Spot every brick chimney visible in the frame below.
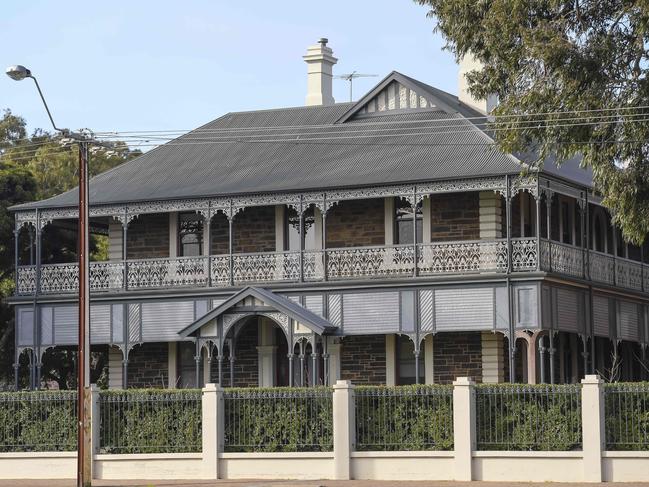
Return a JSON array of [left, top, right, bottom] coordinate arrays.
[[303, 38, 338, 106], [458, 52, 497, 115]]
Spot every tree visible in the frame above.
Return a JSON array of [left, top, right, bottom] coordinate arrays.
[[416, 0, 649, 244], [0, 108, 140, 387]]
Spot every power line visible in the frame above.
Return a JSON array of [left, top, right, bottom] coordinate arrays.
[[91, 112, 649, 144], [91, 103, 649, 136], [3, 108, 649, 161]]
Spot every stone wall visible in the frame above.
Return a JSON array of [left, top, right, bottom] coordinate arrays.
[[429, 193, 480, 242], [210, 207, 275, 254], [433, 332, 483, 384], [340, 334, 386, 385], [213, 321, 259, 387], [126, 213, 169, 259], [127, 342, 168, 388], [326, 199, 385, 248]]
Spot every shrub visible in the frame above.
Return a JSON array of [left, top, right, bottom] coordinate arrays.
[[0, 390, 76, 452], [223, 387, 333, 452], [605, 383, 649, 451], [476, 384, 582, 451], [355, 385, 454, 451], [99, 389, 201, 453]]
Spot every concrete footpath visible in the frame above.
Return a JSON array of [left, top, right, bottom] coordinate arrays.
[[2, 481, 649, 487]]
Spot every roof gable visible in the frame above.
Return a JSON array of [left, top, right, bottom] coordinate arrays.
[[336, 71, 458, 123], [179, 286, 335, 337]]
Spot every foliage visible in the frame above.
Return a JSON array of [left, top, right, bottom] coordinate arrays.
[[0, 390, 77, 452], [224, 387, 333, 452], [415, 0, 649, 244], [605, 383, 649, 450], [476, 384, 582, 451], [355, 385, 454, 451], [99, 389, 202, 454], [0, 108, 141, 387]]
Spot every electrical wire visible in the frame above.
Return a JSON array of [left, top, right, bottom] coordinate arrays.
[[3, 106, 649, 162]]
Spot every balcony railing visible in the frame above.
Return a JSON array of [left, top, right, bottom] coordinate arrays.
[[14, 237, 649, 295], [539, 238, 647, 292]]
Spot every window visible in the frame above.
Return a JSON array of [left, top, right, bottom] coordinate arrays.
[[286, 207, 318, 251], [395, 200, 422, 244], [396, 335, 424, 385], [178, 212, 203, 257]]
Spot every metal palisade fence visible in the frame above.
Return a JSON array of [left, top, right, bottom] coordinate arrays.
[[0, 390, 77, 452], [354, 385, 454, 451], [98, 389, 202, 453], [605, 383, 649, 451], [223, 387, 333, 452], [475, 383, 582, 451], [2, 380, 649, 454]]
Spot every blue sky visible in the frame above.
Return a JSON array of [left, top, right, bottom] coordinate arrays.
[[1, 1, 457, 136]]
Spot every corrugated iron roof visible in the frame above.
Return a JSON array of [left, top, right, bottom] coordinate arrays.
[[12, 71, 593, 211]]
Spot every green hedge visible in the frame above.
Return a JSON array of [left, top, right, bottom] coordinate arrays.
[[0, 391, 77, 452], [355, 385, 454, 451], [223, 387, 333, 452], [605, 383, 649, 451], [98, 389, 201, 453], [476, 384, 582, 451]]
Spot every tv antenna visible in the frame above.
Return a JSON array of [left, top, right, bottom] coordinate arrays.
[[335, 71, 379, 101]]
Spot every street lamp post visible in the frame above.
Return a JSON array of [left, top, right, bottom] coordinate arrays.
[[6, 65, 92, 487]]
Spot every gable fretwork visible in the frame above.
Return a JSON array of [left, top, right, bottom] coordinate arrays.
[[353, 79, 435, 116]]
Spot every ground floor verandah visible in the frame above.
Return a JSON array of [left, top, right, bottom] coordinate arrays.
[[16, 326, 648, 390]]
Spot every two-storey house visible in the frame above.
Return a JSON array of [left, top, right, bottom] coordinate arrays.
[[10, 39, 649, 389]]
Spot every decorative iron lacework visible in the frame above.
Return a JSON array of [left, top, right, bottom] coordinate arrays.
[[417, 176, 508, 199], [13, 174, 540, 226], [511, 174, 539, 199]]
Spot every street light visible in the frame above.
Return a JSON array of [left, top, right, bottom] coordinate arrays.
[[6, 65, 91, 487]]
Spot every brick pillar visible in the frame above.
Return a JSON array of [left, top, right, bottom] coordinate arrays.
[[481, 331, 505, 383]]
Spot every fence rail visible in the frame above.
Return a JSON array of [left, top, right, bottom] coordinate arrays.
[[355, 385, 453, 451], [476, 384, 582, 451], [223, 387, 333, 452], [98, 389, 202, 454], [605, 383, 649, 451], [0, 391, 76, 452]]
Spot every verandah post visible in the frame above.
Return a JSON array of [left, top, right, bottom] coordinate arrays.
[[202, 383, 223, 479], [452, 376, 475, 481], [581, 375, 604, 482], [333, 379, 354, 480]]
